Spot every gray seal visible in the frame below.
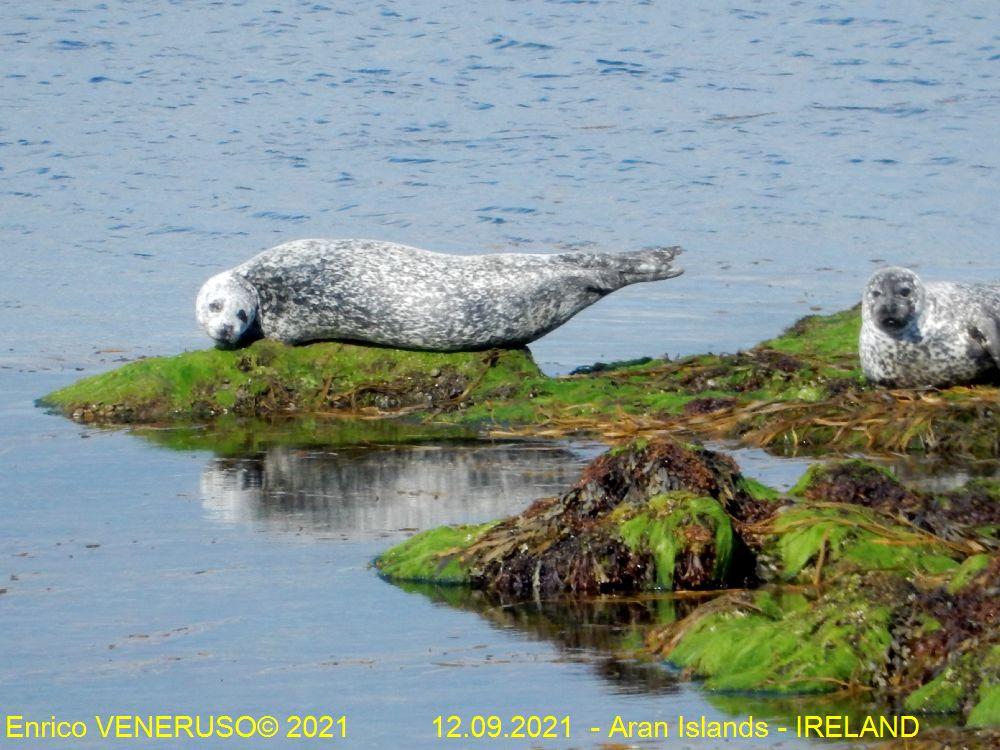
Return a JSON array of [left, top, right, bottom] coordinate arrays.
[[859, 267, 1000, 388], [196, 239, 683, 350]]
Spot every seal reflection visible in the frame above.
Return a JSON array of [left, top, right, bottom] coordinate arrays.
[[198, 441, 599, 536]]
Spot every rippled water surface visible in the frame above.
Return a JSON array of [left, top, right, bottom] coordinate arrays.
[[3, 0, 998, 371], [2, 1, 997, 747]]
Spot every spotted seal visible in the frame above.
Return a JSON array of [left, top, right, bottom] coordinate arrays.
[[859, 267, 1000, 387], [196, 239, 683, 350]]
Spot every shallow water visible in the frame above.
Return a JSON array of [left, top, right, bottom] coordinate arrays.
[[3, 1, 997, 747], [5, 376, 853, 750]]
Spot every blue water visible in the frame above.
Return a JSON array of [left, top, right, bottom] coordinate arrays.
[[2, 1, 997, 747], [2, 0, 998, 372]]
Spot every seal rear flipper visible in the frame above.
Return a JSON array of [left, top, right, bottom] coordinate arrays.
[[617, 246, 684, 284]]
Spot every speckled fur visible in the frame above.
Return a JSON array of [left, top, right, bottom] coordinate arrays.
[[197, 239, 682, 350], [860, 267, 1000, 388]]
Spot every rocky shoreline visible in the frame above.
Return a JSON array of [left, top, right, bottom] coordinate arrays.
[[41, 307, 1000, 460], [375, 436, 998, 733]]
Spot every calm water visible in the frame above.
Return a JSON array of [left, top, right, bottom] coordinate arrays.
[[2, 1, 997, 747]]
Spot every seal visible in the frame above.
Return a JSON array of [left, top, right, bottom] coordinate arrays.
[[859, 266, 1000, 388], [196, 239, 683, 350]]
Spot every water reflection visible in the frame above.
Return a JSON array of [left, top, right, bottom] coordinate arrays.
[[397, 583, 895, 724], [403, 583, 690, 695], [198, 441, 602, 536]]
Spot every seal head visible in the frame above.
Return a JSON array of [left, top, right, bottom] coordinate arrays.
[[863, 266, 925, 338], [195, 271, 260, 345]]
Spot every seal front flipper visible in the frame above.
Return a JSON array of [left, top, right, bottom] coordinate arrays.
[[970, 311, 1000, 371]]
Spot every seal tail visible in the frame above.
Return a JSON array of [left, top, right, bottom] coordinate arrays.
[[615, 245, 684, 284]]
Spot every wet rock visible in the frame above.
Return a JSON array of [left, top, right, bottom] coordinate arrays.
[[683, 396, 738, 415], [377, 437, 774, 600]]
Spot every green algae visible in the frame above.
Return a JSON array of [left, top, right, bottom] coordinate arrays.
[[948, 554, 993, 594], [967, 647, 1000, 727], [969, 685, 1000, 727], [773, 504, 959, 580], [738, 477, 783, 502], [665, 580, 894, 693], [909, 647, 1000, 726], [614, 492, 734, 589], [374, 523, 496, 584], [42, 341, 540, 423], [764, 306, 863, 363], [904, 659, 973, 714]]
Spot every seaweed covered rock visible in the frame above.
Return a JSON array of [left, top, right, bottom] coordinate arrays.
[[652, 574, 901, 693], [895, 555, 999, 723], [752, 463, 979, 583], [42, 341, 539, 423], [41, 306, 1000, 459], [376, 437, 774, 599], [646, 465, 998, 726], [378, 446, 998, 728], [648, 557, 999, 726], [792, 461, 998, 549]]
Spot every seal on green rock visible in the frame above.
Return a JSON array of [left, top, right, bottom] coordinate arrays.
[[860, 267, 1000, 387], [195, 239, 683, 349]]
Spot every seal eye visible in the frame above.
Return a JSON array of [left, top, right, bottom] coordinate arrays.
[[237, 309, 248, 323], [209, 300, 223, 313], [898, 288, 911, 298], [871, 290, 882, 298]]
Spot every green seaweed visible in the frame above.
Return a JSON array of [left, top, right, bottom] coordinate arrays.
[[374, 523, 496, 584], [963, 647, 1000, 727], [968, 685, 1000, 727], [614, 492, 734, 589], [738, 477, 783, 502], [666, 579, 894, 693], [773, 504, 960, 580], [948, 554, 993, 594], [764, 306, 862, 362], [904, 660, 971, 714], [42, 341, 540, 422]]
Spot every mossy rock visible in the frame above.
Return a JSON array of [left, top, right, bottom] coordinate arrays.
[[41, 341, 540, 423], [375, 523, 496, 584], [375, 437, 772, 599]]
